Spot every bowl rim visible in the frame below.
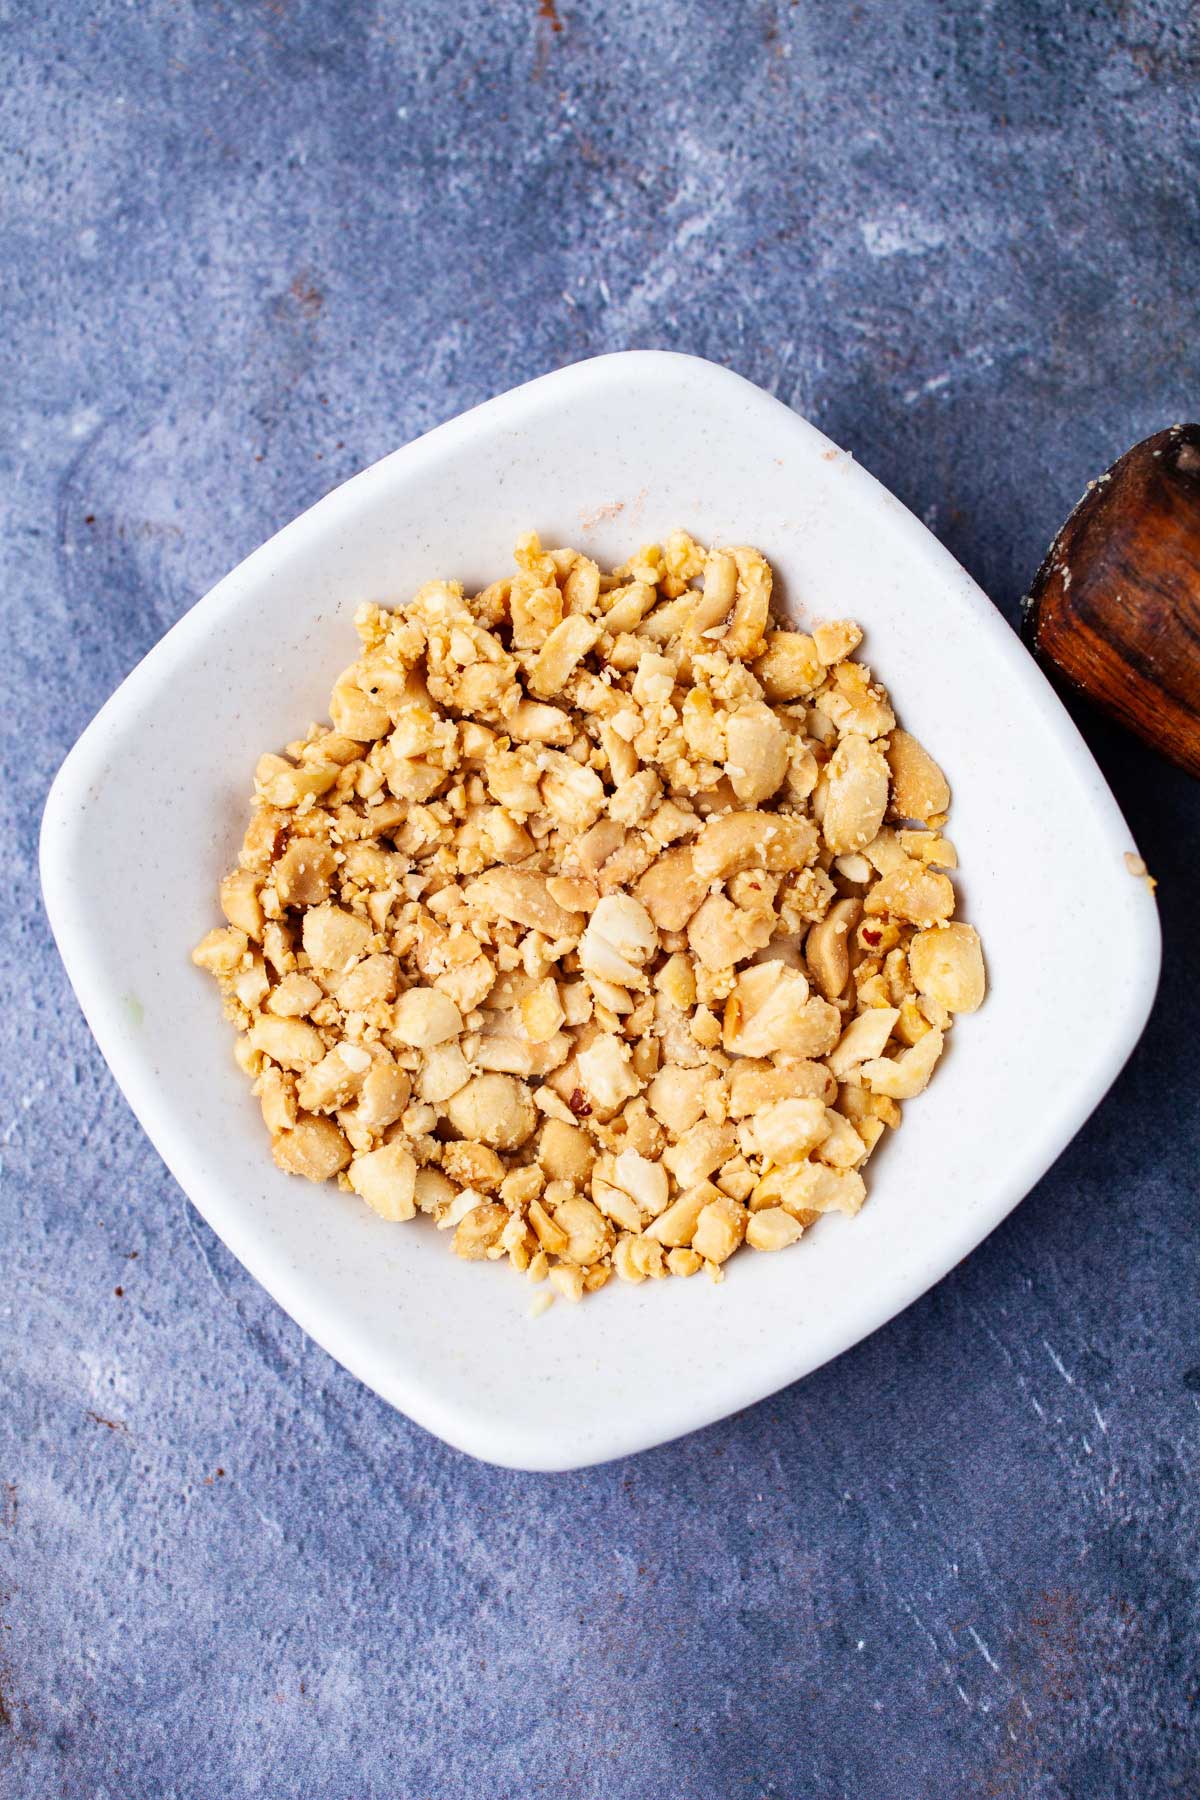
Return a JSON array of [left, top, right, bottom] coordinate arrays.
[[40, 349, 1162, 1469]]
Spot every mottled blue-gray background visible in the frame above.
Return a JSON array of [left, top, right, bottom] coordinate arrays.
[[3, 1, 1198, 1795]]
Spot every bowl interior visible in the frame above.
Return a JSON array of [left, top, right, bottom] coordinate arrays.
[[42, 352, 1160, 1469]]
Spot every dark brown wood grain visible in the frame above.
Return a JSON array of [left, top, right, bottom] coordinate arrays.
[[1023, 423, 1200, 779]]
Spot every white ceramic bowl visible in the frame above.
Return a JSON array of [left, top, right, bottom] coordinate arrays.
[[41, 351, 1161, 1470]]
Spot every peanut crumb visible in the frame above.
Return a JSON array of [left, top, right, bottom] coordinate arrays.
[[1124, 850, 1157, 893]]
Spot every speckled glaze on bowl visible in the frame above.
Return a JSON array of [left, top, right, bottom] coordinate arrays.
[[40, 351, 1161, 1470]]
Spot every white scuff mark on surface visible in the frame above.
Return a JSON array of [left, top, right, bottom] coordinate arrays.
[[860, 207, 946, 259], [600, 131, 739, 334], [897, 1596, 941, 1660], [77, 1347, 135, 1409], [1093, 1404, 1109, 1436], [1043, 1340, 1076, 1387], [967, 1626, 1001, 1675], [69, 405, 104, 440], [969, 1305, 1015, 1365], [903, 344, 996, 404], [909, 372, 953, 402], [250, 1500, 284, 1541], [184, 1202, 229, 1300]]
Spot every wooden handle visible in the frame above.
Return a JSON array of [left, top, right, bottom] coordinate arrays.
[[1023, 423, 1200, 779]]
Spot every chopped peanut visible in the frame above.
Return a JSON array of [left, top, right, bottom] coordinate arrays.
[[274, 838, 336, 909], [746, 1206, 806, 1251], [646, 1066, 711, 1135], [886, 729, 950, 822], [754, 630, 823, 701], [666, 1247, 704, 1278], [391, 987, 463, 1048], [726, 1060, 834, 1116], [464, 868, 583, 938], [266, 972, 324, 1017], [805, 896, 862, 1001], [302, 903, 371, 971], [349, 1141, 417, 1221], [692, 811, 817, 883], [195, 533, 983, 1300], [723, 964, 839, 1059], [520, 977, 566, 1043], [739, 1096, 830, 1166], [644, 1181, 717, 1247], [812, 619, 863, 665], [553, 1195, 613, 1266], [864, 861, 955, 928], [822, 734, 890, 856], [529, 614, 600, 698], [249, 1014, 324, 1070], [220, 868, 265, 940], [296, 1044, 370, 1113], [578, 895, 658, 986], [633, 845, 708, 932], [538, 1117, 595, 1184], [691, 1193, 748, 1264], [725, 702, 789, 804], [453, 1202, 509, 1260], [444, 1073, 536, 1150], [548, 1262, 585, 1303], [909, 923, 986, 1014], [861, 1028, 945, 1100], [610, 1148, 670, 1219], [576, 1034, 640, 1116], [271, 1114, 351, 1181], [826, 1007, 900, 1080], [192, 926, 249, 977]]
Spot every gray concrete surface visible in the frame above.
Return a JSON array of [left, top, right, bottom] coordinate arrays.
[[2, 1, 1198, 1794]]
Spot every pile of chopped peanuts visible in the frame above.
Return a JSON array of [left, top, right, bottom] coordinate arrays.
[[193, 532, 986, 1310]]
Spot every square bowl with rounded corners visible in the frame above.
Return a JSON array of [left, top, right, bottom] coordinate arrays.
[[41, 350, 1161, 1471]]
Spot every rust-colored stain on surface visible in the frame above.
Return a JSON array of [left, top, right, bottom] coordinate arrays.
[[977, 1589, 1088, 1798], [538, 0, 563, 30], [0, 1485, 16, 1735], [1028, 1588, 1082, 1704], [85, 1410, 128, 1433], [290, 272, 324, 320]]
